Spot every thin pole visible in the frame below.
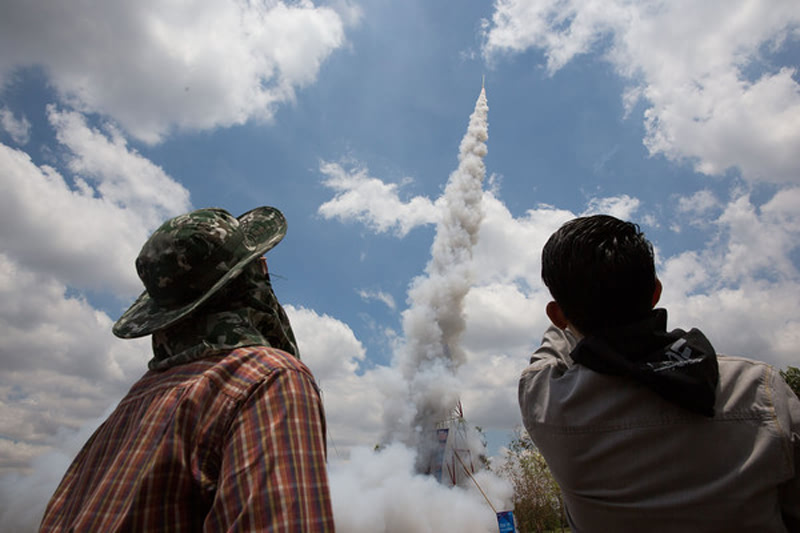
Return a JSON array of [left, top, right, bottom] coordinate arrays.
[[454, 450, 497, 514]]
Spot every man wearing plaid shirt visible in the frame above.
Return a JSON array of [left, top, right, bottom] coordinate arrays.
[[40, 207, 335, 532]]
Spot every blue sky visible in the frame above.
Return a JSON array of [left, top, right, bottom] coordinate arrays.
[[1, 0, 799, 529]]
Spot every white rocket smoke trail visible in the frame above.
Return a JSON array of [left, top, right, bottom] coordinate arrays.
[[383, 85, 489, 454], [326, 85, 508, 533], [326, 85, 512, 533]]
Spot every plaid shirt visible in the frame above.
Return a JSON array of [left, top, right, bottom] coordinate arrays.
[[40, 346, 334, 532]]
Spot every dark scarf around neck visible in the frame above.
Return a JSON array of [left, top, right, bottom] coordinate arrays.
[[570, 309, 719, 417]]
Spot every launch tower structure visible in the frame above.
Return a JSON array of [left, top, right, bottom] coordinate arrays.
[[425, 401, 481, 487]]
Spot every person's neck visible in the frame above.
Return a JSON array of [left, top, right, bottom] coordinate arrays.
[[566, 324, 584, 341]]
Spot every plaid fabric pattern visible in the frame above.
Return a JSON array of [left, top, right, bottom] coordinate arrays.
[[40, 347, 334, 532]]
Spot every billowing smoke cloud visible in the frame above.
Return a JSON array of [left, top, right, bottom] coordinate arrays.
[[329, 443, 512, 533], [326, 85, 514, 532]]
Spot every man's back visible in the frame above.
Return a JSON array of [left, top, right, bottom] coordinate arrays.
[[519, 326, 800, 532], [41, 346, 334, 532]]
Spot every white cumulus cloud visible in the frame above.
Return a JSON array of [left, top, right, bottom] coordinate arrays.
[[318, 161, 440, 236], [0, 94, 190, 488], [0, 107, 31, 145], [661, 188, 800, 367], [0, 0, 352, 143], [0, 110, 191, 297], [358, 289, 397, 311], [483, 0, 800, 184], [0, 253, 150, 475]]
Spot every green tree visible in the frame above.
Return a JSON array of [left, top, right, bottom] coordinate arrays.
[[780, 366, 800, 399], [499, 427, 566, 533]]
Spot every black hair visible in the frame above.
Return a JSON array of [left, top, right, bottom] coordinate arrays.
[[541, 214, 656, 333]]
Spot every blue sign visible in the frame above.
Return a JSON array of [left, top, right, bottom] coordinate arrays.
[[497, 510, 516, 533]]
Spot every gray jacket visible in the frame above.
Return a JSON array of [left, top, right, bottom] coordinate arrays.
[[519, 325, 800, 532]]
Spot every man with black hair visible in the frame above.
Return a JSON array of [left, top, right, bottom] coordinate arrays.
[[519, 214, 800, 532]]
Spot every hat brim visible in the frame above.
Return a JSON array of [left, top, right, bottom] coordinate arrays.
[[112, 206, 286, 339]]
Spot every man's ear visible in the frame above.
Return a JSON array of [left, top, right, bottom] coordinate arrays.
[[546, 301, 570, 330], [652, 278, 663, 308]]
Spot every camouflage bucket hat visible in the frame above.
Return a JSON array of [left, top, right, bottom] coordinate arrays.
[[113, 206, 287, 339]]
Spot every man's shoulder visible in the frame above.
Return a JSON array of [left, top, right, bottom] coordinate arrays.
[[152, 346, 314, 398], [524, 325, 578, 371], [716, 354, 775, 386], [717, 353, 772, 366], [715, 354, 783, 408], [216, 346, 312, 377], [121, 348, 314, 411]]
